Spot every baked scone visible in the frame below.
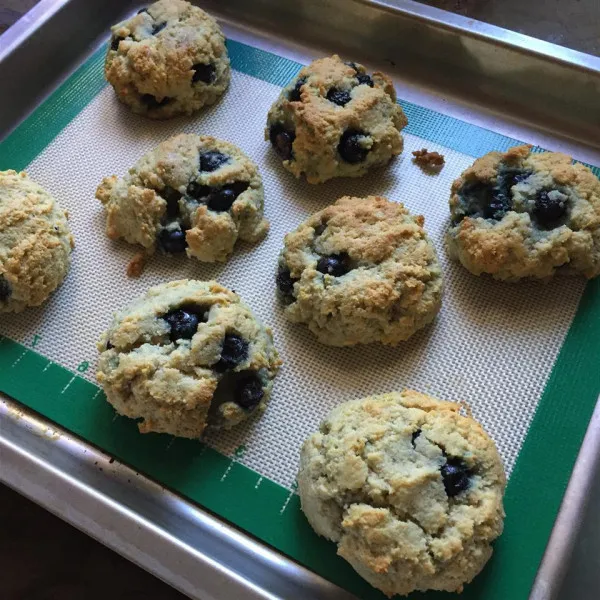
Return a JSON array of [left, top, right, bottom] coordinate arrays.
[[265, 55, 408, 183], [96, 134, 269, 273], [276, 196, 442, 346], [0, 170, 74, 313], [105, 0, 230, 118], [298, 390, 506, 597], [447, 144, 600, 281], [97, 280, 282, 438]]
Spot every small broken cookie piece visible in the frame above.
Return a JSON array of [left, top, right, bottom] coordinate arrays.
[[96, 134, 269, 275], [96, 279, 282, 437], [297, 390, 506, 597], [412, 148, 445, 171]]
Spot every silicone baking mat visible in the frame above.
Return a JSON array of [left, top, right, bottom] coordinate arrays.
[[1, 37, 599, 600]]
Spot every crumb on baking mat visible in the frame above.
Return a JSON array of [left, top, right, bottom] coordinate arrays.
[[127, 251, 149, 278], [412, 148, 445, 171]]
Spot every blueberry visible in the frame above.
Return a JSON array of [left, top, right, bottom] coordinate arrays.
[[289, 77, 306, 102], [161, 186, 182, 219], [200, 151, 229, 172], [207, 183, 248, 212], [0, 275, 11, 302], [110, 36, 123, 51], [276, 267, 298, 298], [338, 130, 368, 163], [140, 94, 171, 109], [164, 309, 200, 341], [106, 341, 114, 350], [269, 125, 295, 161], [158, 227, 187, 253], [151, 22, 166, 35], [327, 88, 351, 106], [186, 181, 211, 199], [192, 63, 215, 84], [533, 190, 569, 229], [411, 429, 421, 447], [317, 253, 351, 276], [440, 458, 471, 497], [234, 373, 264, 410], [215, 334, 249, 372], [345, 61, 359, 71], [137, 8, 148, 14], [356, 74, 373, 87]]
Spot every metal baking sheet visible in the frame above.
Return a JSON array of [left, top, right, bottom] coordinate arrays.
[[1, 1, 599, 599]]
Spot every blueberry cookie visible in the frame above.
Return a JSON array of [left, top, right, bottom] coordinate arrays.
[[298, 390, 506, 597], [105, 0, 230, 119], [0, 170, 74, 313], [448, 145, 600, 281], [96, 134, 268, 272], [266, 55, 408, 183], [97, 280, 282, 438], [276, 196, 442, 346]]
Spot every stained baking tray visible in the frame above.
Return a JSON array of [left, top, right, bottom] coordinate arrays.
[[1, 1, 600, 599]]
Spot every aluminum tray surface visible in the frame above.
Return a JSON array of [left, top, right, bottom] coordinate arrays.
[[1, 15, 600, 600]]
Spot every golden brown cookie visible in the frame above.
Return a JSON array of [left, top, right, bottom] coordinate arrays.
[[447, 145, 600, 281], [265, 55, 407, 183], [276, 195, 442, 346]]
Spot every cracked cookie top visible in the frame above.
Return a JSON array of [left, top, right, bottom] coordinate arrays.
[[276, 195, 442, 346], [298, 390, 506, 597], [447, 144, 600, 281], [97, 280, 282, 437], [96, 134, 268, 273], [265, 55, 408, 183], [105, 0, 230, 118]]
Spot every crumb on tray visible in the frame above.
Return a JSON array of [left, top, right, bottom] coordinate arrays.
[[412, 148, 445, 171], [127, 251, 149, 278]]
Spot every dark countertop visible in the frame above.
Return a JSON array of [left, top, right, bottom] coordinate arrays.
[[1, 1, 599, 599]]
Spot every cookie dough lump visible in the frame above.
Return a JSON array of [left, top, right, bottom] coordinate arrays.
[[266, 55, 408, 183], [447, 145, 600, 280], [96, 134, 268, 270], [0, 170, 74, 313], [298, 390, 506, 597], [276, 196, 442, 346], [97, 280, 282, 437], [105, 0, 230, 118]]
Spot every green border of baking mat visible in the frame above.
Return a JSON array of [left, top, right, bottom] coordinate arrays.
[[1, 39, 599, 600]]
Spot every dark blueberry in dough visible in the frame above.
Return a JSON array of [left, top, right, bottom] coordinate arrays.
[[440, 457, 471, 497], [164, 309, 200, 341], [533, 190, 569, 229], [151, 22, 167, 35], [106, 341, 114, 350], [269, 125, 295, 161], [289, 77, 306, 102], [234, 373, 264, 410], [500, 169, 532, 190], [110, 36, 123, 51], [345, 61, 359, 71], [327, 88, 351, 106], [0, 275, 11, 302], [140, 94, 172, 109], [158, 228, 187, 253], [317, 253, 351, 277], [207, 182, 248, 212], [186, 181, 211, 199], [356, 74, 374, 87], [161, 186, 182, 219], [137, 7, 148, 14], [215, 334, 249, 372], [411, 429, 421, 446], [276, 267, 298, 298], [338, 130, 369, 164], [199, 151, 229, 172], [192, 63, 216, 84]]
